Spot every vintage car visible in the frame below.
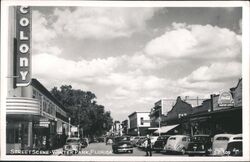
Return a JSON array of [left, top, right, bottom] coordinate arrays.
[[224, 134, 242, 156], [139, 136, 158, 150], [153, 135, 171, 152], [130, 136, 141, 147], [112, 136, 133, 153], [80, 138, 89, 148], [212, 134, 233, 156], [186, 134, 212, 156], [63, 137, 82, 155], [135, 136, 146, 147], [163, 135, 190, 154]]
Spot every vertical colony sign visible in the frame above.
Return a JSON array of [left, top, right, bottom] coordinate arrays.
[[15, 6, 31, 86]]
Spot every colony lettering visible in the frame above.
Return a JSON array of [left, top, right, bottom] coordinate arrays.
[[15, 6, 31, 87]]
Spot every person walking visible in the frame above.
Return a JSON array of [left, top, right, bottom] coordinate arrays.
[[145, 134, 152, 156]]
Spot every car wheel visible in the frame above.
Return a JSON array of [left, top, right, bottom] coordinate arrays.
[[130, 150, 133, 153], [180, 148, 186, 155]]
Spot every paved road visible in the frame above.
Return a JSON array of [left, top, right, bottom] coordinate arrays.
[[54, 142, 187, 156]]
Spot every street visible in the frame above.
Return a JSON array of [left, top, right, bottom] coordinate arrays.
[[53, 142, 187, 156]]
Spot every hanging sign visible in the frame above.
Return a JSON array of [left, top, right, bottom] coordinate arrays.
[[15, 6, 31, 86]]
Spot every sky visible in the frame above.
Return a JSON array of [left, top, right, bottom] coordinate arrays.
[[31, 6, 242, 121]]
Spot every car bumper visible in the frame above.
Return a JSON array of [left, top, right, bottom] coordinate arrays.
[[186, 150, 206, 154], [153, 147, 164, 151], [117, 148, 133, 152]]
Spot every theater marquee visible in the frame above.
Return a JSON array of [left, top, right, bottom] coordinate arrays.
[[15, 6, 31, 87]]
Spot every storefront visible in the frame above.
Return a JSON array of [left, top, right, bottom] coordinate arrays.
[[6, 79, 70, 154]]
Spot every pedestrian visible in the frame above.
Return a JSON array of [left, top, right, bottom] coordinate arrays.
[[145, 134, 152, 156]]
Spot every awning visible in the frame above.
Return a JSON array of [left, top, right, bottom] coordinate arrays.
[[154, 124, 179, 134]]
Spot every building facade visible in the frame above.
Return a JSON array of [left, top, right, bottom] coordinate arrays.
[[6, 79, 70, 154], [5, 6, 71, 154], [128, 112, 150, 136]]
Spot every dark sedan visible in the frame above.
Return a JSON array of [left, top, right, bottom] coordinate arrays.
[[153, 135, 170, 152], [186, 135, 212, 156], [112, 136, 133, 154]]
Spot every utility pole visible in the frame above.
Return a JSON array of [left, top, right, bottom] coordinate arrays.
[[159, 109, 161, 136], [68, 117, 71, 137]]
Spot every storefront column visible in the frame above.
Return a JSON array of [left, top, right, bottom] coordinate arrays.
[[27, 121, 33, 148]]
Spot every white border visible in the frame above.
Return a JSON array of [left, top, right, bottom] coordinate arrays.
[[1, 1, 249, 161]]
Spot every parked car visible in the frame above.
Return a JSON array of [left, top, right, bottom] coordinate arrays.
[[106, 136, 114, 145], [140, 136, 158, 150], [135, 136, 146, 148], [163, 135, 190, 154], [80, 138, 89, 148], [130, 136, 141, 146], [153, 135, 171, 152], [97, 137, 105, 143], [63, 137, 82, 155], [186, 134, 212, 156], [224, 134, 242, 156], [212, 134, 233, 156], [112, 136, 133, 153]]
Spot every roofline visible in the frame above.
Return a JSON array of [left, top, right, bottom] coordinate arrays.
[[128, 111, 150, 117], [31, 78, 68, 113]]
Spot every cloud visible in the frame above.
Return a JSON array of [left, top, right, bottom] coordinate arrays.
[[32, 11, 61, 55], [176, 62, 241, 94], [144, 23, 241, 60], [52, 7, 158, 39], [183, 62, 241, 83], [32, 53, 119, 82]]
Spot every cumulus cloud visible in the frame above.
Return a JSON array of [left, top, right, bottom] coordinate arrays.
[[145, 23, 241, 60], [32, 11, 61, 55], [33, 53, 119, 81], [52, 7, 158, 39], [177, 61, 241, 93]]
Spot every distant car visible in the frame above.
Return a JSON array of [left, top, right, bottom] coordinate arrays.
[[112, 136, 133, 153], [224, 134, 242, 156], [163, 135, 190, 154], [97, 137, 105, 143], [80, 138, 89, 148], [63, 137, 82, 155], [106, 137, 114, 145], [135, 136, 146, 147], [186, 135, 212, 156], [153, 135, 171, 152], [140, 136, 158, 150], [130, 136, 140, 146], [212, 134, 233, 156], [135, 136, 146, 148]]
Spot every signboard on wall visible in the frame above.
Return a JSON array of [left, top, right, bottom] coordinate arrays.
[[15, 6, 31, 86], [218, 91, 234, 107]]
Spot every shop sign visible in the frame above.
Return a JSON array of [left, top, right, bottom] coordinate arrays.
[[15, 6, 31, 87], [71, 126, 78, 132], [218, 91, 234, 107]]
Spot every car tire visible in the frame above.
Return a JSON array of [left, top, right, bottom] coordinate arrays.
[[180, 148, 186, 155], [130, 150, 133, 153]]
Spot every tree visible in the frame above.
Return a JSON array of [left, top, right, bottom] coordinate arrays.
[[51, 85, 113, 137]]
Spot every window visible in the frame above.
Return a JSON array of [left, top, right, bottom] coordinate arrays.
[[216, 137, 229, 141], [140, 117, 144, 125], [169, 137, 176, 140]]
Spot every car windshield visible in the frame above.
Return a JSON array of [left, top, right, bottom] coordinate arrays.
[[157, 136, 169, 140], [115, 136, 130, 142], [191, 136, 209, 142], [169, 137, 176, 140], [67, 139, 80, 143], [227, 141, 242, 150], [216, 137, 229, 141]]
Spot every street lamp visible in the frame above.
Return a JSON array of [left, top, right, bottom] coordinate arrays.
[[68, 117, 71, 137]]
